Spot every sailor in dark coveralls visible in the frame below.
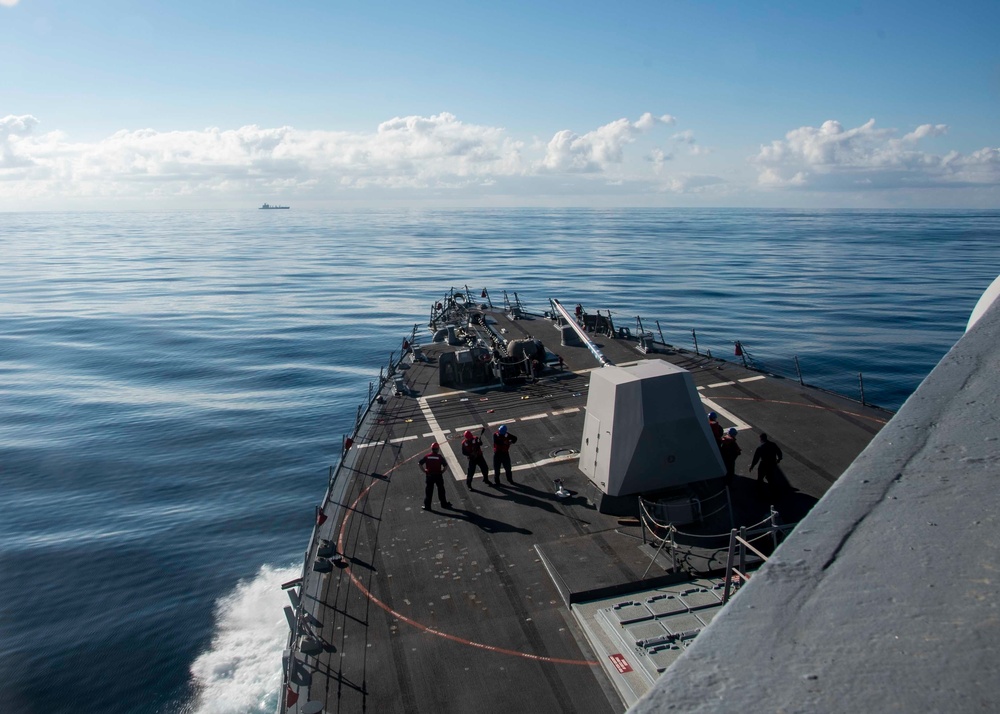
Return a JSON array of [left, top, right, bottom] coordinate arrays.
[[749, 432, 783, 487], [418, 442, 451, 510], [492, 424, 518, 484], [462, 429, 491, 488], [719, 427, 742, 484]]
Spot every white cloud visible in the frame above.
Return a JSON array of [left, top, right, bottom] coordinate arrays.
[[0, 113, 530, 199], [752, 118, 1000, 190], [659, 174, 727, 194], [0, 112, 685, 205], [0, 114, 40, 168], [647, 148, 672, 174], [0, 0, 22, 7], [540, 113, 675, 173], [1, 112, 996, 207], [903, 124, 948, 142], [667, 129, 713, 157]]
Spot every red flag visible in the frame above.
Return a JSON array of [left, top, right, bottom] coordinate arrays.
[[286, 686, 299, 707], [734, 341, 743, 356], [344, 437, 353, 451], [481, 289, 487, 298], [316, 507, 328, 526]]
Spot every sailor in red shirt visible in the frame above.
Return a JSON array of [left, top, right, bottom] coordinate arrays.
[[418, 442, 451, 510], [492, 424, 518, 484], [461, 429, 491, 488], [707, 411, 723, 448]]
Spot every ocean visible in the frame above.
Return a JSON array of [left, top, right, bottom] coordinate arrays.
[[1, 208, 997, 714]]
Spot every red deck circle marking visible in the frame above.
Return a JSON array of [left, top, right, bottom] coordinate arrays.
[[336, 458, 597, 667]]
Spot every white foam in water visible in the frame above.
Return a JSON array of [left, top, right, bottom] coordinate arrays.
[[186, 563, 300, 714]]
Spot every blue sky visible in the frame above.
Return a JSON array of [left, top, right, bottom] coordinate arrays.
[[1, 0, 998, 209]]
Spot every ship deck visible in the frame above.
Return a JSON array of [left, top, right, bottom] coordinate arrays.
[[282, 299, 892, 714]]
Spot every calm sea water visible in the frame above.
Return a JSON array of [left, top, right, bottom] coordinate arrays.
[[1, 209, 997, 714]]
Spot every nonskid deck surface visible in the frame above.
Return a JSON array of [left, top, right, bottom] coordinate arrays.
[[285, 306, 892, 713]]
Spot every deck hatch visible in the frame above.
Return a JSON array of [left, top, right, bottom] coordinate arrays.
[[678, 588, 722, 610], [645, 644, 685, 673], [659, 612, 704, 636], [623, 621, 670, 648], [608, 601, 654, 625], [645, 594, 688, 617]]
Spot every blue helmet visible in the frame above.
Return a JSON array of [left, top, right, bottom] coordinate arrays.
[[498, 424, 508, 435], [708, 412, 717, 420]]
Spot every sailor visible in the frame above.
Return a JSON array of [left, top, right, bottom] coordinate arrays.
[[461, 429, 491, 488], [492, 424, 518, 484], [418, 442, 451, 510], [749, 432, 783, 488], [719, 427, 742, 484], [708, 412, 724, 448]]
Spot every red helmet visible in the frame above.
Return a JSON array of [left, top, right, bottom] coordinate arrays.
[[431, 442, 440, 451], [463, 430, 473, 439]]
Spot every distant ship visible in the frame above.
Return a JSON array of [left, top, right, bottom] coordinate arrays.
[[259, 203, 290, 209]]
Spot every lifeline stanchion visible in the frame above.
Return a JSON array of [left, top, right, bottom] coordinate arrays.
[[735, 340, 748, 368], [723, 529, 737, 603], [739, 526, 747, 576]]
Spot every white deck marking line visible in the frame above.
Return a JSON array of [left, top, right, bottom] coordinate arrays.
[[455, 425, 484, 435], [510, 453, 579, 471], [700, 396, 751, 431], [416, 397, 463, 477], [550, 407, 581, 416], [700, 375, 766, 391], [390, 435, 419, 443], [417, 400, 584, 480], [487, 418, 518, 427], [423, 382, 504, 401]]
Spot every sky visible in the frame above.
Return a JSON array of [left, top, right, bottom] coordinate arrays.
[[1, 0, 999, 210]]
